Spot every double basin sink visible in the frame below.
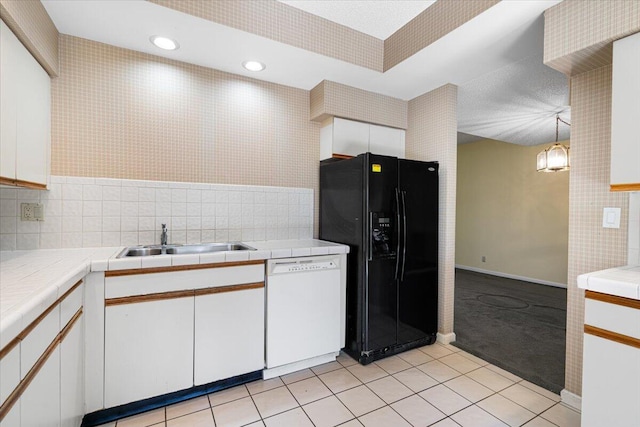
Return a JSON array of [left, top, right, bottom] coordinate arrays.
[[118, 242, 255, 258]]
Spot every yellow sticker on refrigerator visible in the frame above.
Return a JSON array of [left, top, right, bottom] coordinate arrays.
[[372, 164, 382, 172]]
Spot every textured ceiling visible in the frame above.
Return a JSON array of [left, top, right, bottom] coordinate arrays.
[[279, 0, 435, 40]]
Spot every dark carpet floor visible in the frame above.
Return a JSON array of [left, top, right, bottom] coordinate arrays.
[[453, 269, 566, 393]]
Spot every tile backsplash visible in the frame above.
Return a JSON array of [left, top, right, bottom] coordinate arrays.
[[0, 176, 313, 251]]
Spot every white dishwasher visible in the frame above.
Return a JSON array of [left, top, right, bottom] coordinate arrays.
[[265, 255, 342, 378]]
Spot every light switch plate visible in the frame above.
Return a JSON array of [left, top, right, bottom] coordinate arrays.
[[602, 207, 621, 229]]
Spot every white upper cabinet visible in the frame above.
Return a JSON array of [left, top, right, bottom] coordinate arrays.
[[611, 32, 640, 191], [321, 117, 405, 160], [0, 19, 50, 189]]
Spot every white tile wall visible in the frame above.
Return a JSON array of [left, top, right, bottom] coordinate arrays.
[[0, 176, 314, 251], [629, 192, 640, 265]]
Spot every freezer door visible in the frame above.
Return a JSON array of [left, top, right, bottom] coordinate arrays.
[[364, 154, 399, 352], [397, 159, 439, 342]]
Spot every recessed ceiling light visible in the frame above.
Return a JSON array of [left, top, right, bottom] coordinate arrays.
[[242, 60, 266, 72], [150, 35, 179, 51]]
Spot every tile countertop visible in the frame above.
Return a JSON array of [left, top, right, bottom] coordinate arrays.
[[0, 239, 349, 347], [577, 265, 640, 300]]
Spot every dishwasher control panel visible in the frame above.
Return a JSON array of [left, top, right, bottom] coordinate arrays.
[[268, 256, 340, 275]]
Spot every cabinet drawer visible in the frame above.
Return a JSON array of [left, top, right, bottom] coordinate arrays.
[[105, 263, 265, 298], [60, 282, 83, 329], [0, 344, 19, 405], [20, 305, 59, 379], [585, 298, 640, 340]]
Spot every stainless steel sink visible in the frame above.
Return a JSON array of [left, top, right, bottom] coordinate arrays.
[[117, 243, 256, 258]]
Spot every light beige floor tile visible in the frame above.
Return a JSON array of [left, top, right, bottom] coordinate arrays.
[[166, 396, 210, 420], [337, 420, 364, 427], [336, 352, 359, 367], [358, 406, 411, 427], [519, 381, 561, 402], [302, 395, 354, 427], [391, 395, 446, 426], [337, 385, 386, 417], [455, 350, 489, 366], [477, 394, 536, 426], [347, 363, 388, 383], [484, 365, 522, 383], [419, 384, 472, 416], [117, 408, 165, 427], [539, 404, 581, 427], [439, 353, 482, 374], [311, 361, 343, 375], [445, 376, 494, 403], [419, 344, 454, 359], [97, 423, 116, 427], [209, 385, 250, 407], [211, 396, 260, 427], [281, 368, 315, 385], [393, 367, 439, 393], [251, 386, 299, 419], [465, 367, 515, 392], [522, 416, 556, 426], [417, 360, 462, 383], [246, 378, 285, 395], [263, 407, 314, 427], [166, 409, 215, 427], [244, 422, 265, 427], [440, 344, 462, 353], [366, 375, 413, 404], [397, 348, 434, 366], [319, 368, 362, 393], [431, 418, 462, 426], [374, 355, 412, 374], [451, 405, 508, 427], [287, 376, 332, 405], [499, 384, 555, 414]]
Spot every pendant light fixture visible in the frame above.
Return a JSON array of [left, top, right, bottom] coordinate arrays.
[[537, 114, 570, 172]]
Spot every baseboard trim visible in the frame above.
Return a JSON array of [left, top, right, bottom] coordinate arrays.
[[437, 332, 456, 345], [560, 389, 582, 412], [455, 265, 567, 289]]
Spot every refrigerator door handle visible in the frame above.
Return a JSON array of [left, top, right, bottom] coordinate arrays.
[[394, 188, 401, 280], [400, 190, 407, 281]]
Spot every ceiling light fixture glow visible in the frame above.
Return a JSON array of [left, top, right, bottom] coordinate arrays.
[[150, 36, 179, 51], [242, 60, 266, 72]]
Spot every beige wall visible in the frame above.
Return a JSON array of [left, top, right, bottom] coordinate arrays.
[[564, 65, 628, 396], [406, 84, 458, 337], [456, 139, 569, 285]]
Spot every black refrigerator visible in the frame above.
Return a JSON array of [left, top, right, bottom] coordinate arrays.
[[320, 153, 438, 364]]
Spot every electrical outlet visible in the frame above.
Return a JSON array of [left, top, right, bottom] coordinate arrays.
[[482, 256, 486, 263], [21, 203, 44, 221]]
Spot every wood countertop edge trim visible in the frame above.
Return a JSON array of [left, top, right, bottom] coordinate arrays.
[[105, 282, 265, 306], [585, 290, 640, 310], [0, 308, 83, 420], [584, 324, 640, 349], [105, 259, 265, 277], [610, 183, 640, 192], [0, 279, 83, 360]]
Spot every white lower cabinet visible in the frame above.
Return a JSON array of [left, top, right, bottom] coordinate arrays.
[[21, 347, 60, 427], [60, 316, 84, 427], [0, 400, 19, 427], [194, 287, 265, 385], [104, 297, 194, 407]]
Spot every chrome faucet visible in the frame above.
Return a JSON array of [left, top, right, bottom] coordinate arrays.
[[160, 223, 168, 246]]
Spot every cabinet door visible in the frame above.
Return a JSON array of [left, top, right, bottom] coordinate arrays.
[[0, 20, 19, 180], [369, 124, 405, 158], [582, 334, 640, 426], [611, 32, 640, 188], [21, 347, 60, 427], [60, 316, 84, 427], [0, 19, 50, 186], [104, 297, 194, 408], [194, 287, 264, 385], [333, 118, 369, 157], [0, 344, 20, 409]]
